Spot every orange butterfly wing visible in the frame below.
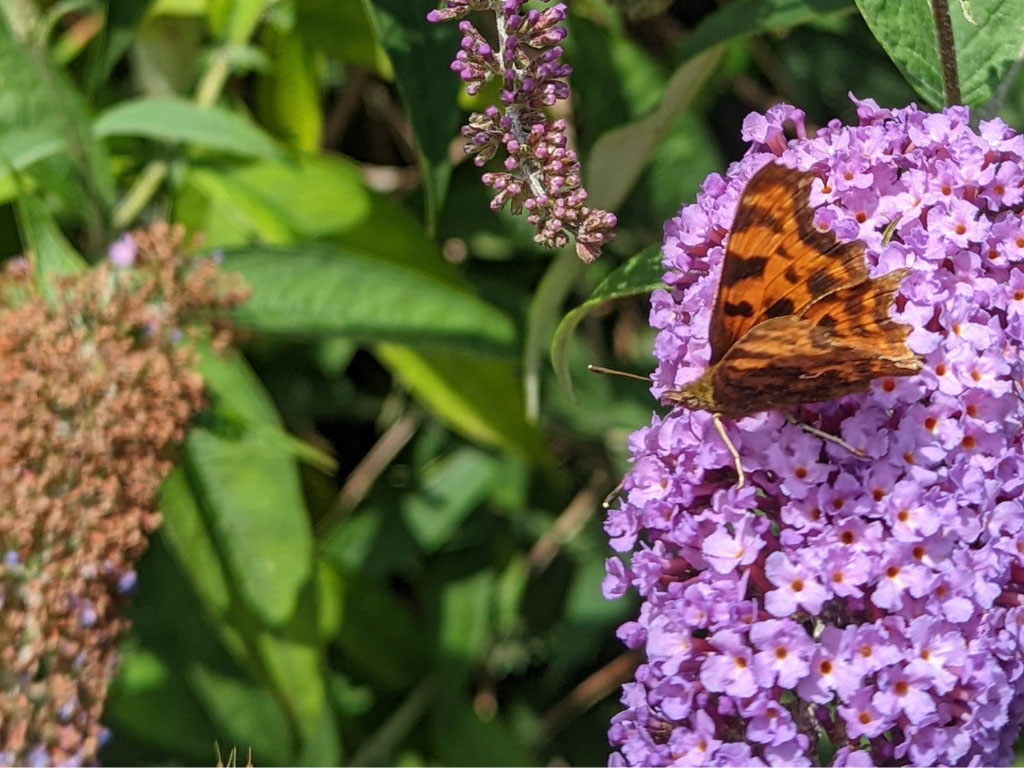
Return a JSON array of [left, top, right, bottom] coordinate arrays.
[[666, 163, 922, 418], [709, 164, 869, 364], [708, 270, 923, 417]]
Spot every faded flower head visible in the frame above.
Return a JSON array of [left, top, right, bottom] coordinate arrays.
[[604, 97, 1024, 766], [429, 0, 616, 262], [0, 223, 247, 766]]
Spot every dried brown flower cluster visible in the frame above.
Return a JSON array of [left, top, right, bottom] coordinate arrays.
[[0, 223, 247, 766]]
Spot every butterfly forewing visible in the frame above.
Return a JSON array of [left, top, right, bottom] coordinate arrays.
[[709, 164, 870, 364]]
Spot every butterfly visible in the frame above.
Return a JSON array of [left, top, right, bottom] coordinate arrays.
[[664, 162, 923, 485]]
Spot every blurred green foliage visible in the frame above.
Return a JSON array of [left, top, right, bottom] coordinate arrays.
[[2, 0, 1023, 764]]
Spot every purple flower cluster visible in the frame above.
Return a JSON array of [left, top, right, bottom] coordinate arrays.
[[428, 0, 616, 262], [603, 96, 1024, 766]]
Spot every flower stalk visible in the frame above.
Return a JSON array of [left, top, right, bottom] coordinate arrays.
[[930, 0, 962, 106]]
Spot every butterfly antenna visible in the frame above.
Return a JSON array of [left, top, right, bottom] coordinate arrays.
[[711, 414, 745, 489], [587, 364, 651, 383], [602, 477, 625, 509]]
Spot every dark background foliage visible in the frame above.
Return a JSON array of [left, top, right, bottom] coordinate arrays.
[[3, 0, 1024, 764]]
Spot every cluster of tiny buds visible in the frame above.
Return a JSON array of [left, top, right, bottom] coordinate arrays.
[[428, 0, 616, 262]]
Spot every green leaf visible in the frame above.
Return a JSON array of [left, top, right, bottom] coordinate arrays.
[[94, 97, 283, 158], [162, 417, 328, 756], [855, 0, 1024, 108], [14, 192, 87, 301], [183, 426, 314, 626], [431, 702, 531, 767], [438, 570, 493, 672], [222, 244, 518, 353], [208, 0, 267, 44], [551, 245, 663, 394], [184, 426, 314, 627], [251, 612, 328, 743], [321, 500, 420, 576], [676, 0, 854, 62], [375, 343, 549, 462], [586, 46, 722, 211], [362, 0, 460, 231], [106, 649, 220, 764], [0, 128, 65, 174], [295, 0, 390, 74], [316, 559, 345, 642], [333, 576, 429, 689], [566, 14, 660, 146], [187, 665, 292, 765], [402, 447, 500, 553], [648, 111, 724, 221], [255, 24, 323, 151], [295, 696, 344, 765], [178, 155, 460, 282], [86, 0, 151, 91], [159, 469, 234, 622], [149, 0, 209, 14], [0, 10, 114, 218], [327, 673, 374, 717], [193, 345, 283, 427]]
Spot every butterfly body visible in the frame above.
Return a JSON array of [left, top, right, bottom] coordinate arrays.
[[665, 163, 922, 420]]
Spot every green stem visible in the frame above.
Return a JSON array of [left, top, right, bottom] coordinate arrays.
[[930, 0, 961, 106], [195, 51, 232, 108], [111, 159, 168, 230]]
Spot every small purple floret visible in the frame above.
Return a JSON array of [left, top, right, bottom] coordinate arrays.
[[107, 234, 137, 268]]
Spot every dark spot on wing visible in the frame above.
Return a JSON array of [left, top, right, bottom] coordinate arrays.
[[816, 314, 838, 329], [720, 256, 768, 287], [784, 266, 800, 283], [843, 293, 865, 320], [733, 207, 784, 234], [808, 271, 839, 297], [723, 300, 755, 318], [765, 298, 796, 318]]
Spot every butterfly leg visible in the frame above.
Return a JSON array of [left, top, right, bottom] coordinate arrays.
[[711, 413, 745, 488], [785, 414, 866, 457]]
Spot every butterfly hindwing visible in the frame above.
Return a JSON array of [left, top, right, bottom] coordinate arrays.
[[709, 164, 869, 364], [799, 268, 917, 353], [710, 317, 908, 417], [709, 270, 922, 417]]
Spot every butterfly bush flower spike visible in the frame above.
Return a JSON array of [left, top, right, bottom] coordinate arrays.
[[428, 0, 616, 262], [605, 97, 1024, 766]]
